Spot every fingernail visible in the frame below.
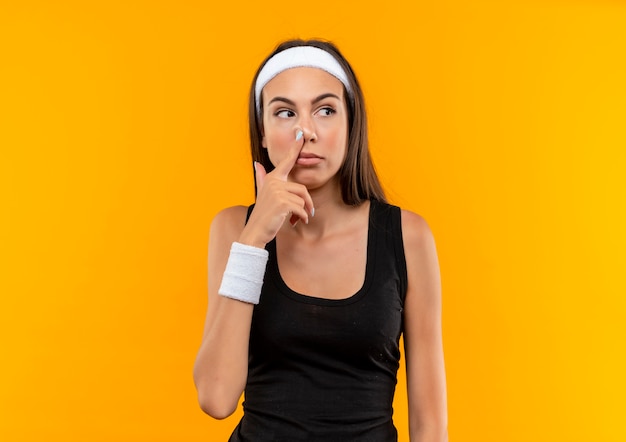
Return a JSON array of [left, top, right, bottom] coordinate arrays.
[[311, 207, 315, 217], [296, 130, 303, 141]]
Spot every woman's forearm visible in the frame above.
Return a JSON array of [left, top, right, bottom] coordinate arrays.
[[193, 296, 253, 419]]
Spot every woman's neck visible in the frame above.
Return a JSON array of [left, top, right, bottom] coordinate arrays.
[[285, 184, 369, 240]]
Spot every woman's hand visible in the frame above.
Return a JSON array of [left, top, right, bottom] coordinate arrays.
[[239, 136, 315, 248]]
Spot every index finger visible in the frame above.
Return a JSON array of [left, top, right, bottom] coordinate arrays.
[[273, 130, 305, 180]]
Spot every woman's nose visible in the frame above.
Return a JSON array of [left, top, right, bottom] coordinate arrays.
[[296, 116, 317, 142]]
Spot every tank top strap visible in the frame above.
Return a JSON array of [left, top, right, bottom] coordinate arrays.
[[370, 199, 408, 304], [245, 204, 255, 224]]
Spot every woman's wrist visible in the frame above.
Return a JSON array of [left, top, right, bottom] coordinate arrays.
[[237, 229, 267, 250], [218, 242, 269, 305]]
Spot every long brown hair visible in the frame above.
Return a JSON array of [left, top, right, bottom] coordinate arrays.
[[249, 39, 386, 205]]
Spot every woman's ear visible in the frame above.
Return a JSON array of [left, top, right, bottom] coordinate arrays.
[[261, 134, 267, 148]]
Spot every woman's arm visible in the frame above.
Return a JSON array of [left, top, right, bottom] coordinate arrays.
[[193, 140, 314, 419], [193, 205, 254, 419], [401, 210, 448, 441]]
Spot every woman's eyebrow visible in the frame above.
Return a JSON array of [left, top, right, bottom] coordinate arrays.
[[311, 93, 341, 104], [267, 93, 341, 107], [268, 96, 295, 106]]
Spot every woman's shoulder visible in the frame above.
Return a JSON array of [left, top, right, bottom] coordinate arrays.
[[210, 205, 251, 237], [399, 208, 435, 249]]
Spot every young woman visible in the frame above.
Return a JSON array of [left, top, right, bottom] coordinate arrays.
[[193, 39, 447, 442]]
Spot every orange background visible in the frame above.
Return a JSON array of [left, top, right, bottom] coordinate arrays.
[[1, 1, 625, 441]]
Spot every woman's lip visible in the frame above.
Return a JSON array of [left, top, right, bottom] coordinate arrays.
[[296, 155, 323, 166], [298, 152, 321, 159]]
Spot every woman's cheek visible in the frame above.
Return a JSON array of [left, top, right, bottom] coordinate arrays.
[[265, 132, 292, 166], [327, 126, 348, 152]]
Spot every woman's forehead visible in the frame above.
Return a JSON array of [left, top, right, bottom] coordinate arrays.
[[262, 67, 345, 102]]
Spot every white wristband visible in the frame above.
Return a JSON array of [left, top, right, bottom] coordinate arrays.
[[218, 242, 269, 305]]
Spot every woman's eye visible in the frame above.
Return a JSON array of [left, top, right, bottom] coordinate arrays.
[[317, 107, 336, 116], [275, 109, 295, 118]]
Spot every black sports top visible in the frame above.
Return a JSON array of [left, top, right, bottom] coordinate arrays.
[[228, 200, 408, 442]]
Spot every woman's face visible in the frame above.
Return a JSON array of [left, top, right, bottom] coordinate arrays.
[[261, 67, 348, 190]]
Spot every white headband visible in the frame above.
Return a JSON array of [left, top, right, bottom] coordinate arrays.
[[254, 46, 352, 115]]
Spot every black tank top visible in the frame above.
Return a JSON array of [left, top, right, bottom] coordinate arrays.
[[229, 200, 408, 442]]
